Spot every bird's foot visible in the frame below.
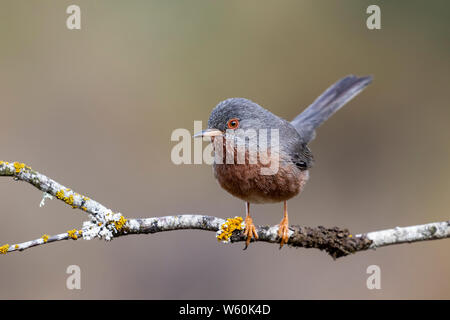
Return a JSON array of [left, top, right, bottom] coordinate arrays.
[[277, 215, 290, 249], [243, 215, 258, 249]]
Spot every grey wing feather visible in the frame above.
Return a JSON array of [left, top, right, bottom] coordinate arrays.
[[291, 75, 372, 143]]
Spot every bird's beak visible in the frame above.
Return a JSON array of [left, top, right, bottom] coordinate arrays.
[[193, 128, 223, 138]]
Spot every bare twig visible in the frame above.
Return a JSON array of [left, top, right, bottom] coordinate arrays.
[[0, 161, 449, 259]]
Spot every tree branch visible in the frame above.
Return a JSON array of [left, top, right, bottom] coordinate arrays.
[[1, 161, 449, 259]]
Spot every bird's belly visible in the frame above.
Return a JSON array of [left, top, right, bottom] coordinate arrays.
[[213, 163, 309, 204]]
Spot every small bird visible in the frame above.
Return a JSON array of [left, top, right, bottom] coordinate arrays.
[[194, 75, 372, 248]]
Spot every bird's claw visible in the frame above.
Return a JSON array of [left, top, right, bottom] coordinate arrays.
[[277, 217, 290, 249], [243, 215, 258, 249]]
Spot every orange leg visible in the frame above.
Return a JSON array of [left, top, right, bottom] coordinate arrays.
[[243, 202, 258, 249], [277, 201, 290, 248]]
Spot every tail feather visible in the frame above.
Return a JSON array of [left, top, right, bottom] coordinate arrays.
[[291, 75, 372, 143]]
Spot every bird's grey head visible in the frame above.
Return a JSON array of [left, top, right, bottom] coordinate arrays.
[[207, 98, 282, 133], [193, 97, 308, 170]]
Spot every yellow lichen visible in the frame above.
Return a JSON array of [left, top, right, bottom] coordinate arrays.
[[13, 162, 25, 174], [217, 216, 244, 242], [0, 244, 9, 254], [14, 244, 19, 249], [56, 189, 65, 200], [55, 190, 78, 208], [66, 194, 75, 206], [81, 206, 87, 211], [67, 229, 78, 240], [42, 234, 49, 243], [114, 216, 127, 231], [12, 162, 31, 174]]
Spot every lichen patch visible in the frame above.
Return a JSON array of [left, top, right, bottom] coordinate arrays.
[[0, 244, 10, 254], [216, 216, 244, 243]]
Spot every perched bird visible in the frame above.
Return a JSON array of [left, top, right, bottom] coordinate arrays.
[[194, 75, 372, 248]]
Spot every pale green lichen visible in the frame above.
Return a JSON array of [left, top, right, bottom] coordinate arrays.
[[0, 161, 14, 175], [216, 216, 244, 243]]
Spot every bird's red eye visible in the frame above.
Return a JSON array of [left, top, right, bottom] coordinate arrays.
[[227, 118, 239, 129]]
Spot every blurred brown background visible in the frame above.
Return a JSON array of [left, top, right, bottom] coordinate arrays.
[[0, 0, 449, 299]]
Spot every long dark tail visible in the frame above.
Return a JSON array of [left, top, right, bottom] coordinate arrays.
[[291, 75, 372, 143]]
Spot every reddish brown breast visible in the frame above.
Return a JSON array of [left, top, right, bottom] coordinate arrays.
[[212, 140, 309, 203]]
